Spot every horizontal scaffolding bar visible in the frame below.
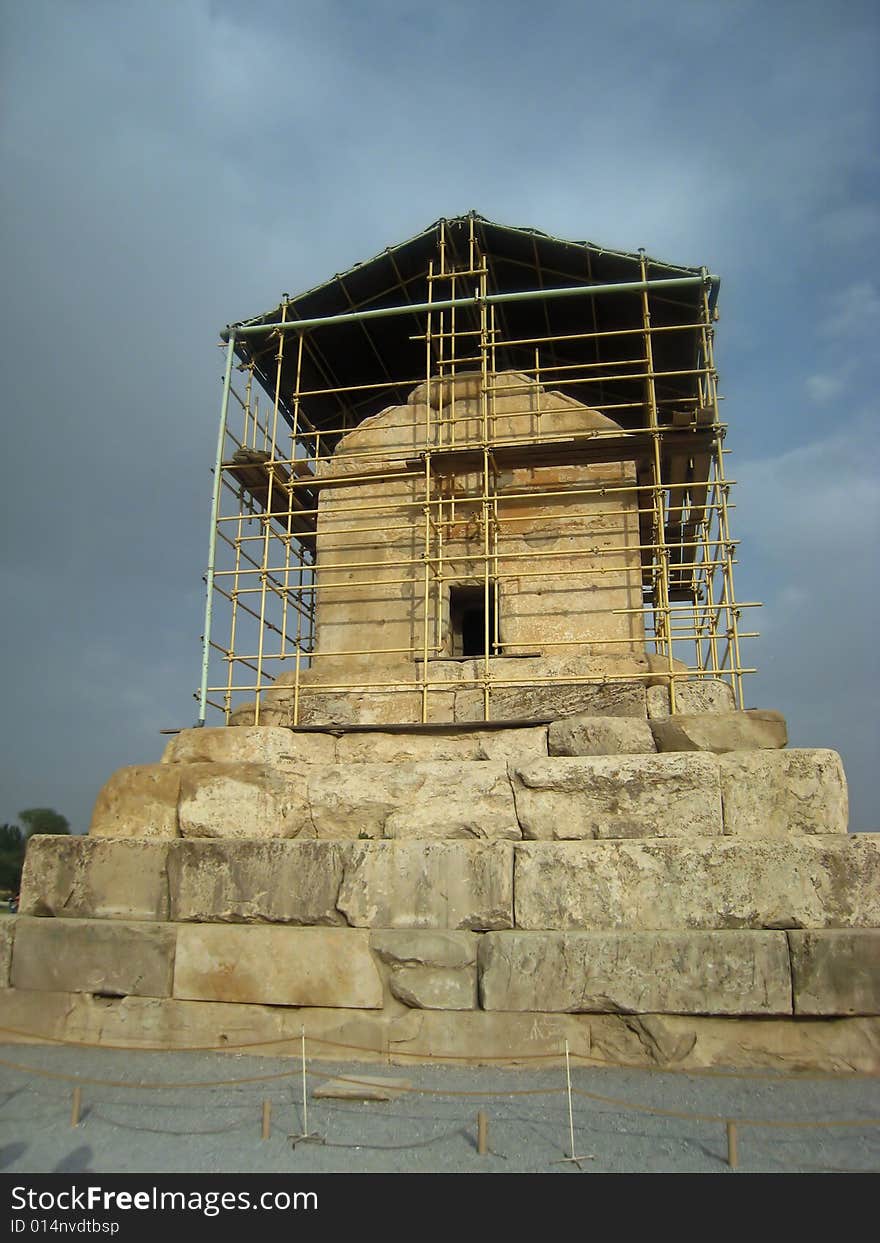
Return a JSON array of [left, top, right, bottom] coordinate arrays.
[[207, 668, 757, 696], [224, 275, 718, 340]]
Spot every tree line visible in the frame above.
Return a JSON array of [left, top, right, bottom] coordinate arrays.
[[0, 809, 70, 893]]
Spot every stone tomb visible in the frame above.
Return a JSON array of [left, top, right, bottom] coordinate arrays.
[[231, 373, 651, 728], [6, 375, 879, 1071], [6, 704, 880, 1071]]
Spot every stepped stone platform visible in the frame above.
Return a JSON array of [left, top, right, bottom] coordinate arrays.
[[5, 681, 879, 1071]]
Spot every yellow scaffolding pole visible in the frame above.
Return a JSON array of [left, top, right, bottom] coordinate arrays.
[[204, 236, 755, 725]]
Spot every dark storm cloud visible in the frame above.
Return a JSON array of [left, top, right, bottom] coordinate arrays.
[[1, 0, 877, 828]]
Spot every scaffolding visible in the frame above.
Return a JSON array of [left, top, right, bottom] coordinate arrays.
[[197, 215, 757, 726]]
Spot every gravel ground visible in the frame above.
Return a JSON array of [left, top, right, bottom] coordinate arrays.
[[1, 1043, 878, 1175]]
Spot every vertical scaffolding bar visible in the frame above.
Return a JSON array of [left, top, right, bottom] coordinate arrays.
[[639, 252, 677, 710], [201, 238, 754, 727], [479, 247, 492, 720], [700, 278, 745, 707], [291, 332, 306, 725], [198, 332, 236, 726]]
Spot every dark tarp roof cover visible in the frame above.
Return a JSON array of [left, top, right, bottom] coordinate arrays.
[[229, 213, 718, 446]]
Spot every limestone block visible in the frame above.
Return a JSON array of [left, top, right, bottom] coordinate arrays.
[[336, 841, 514, 930], [307, 761, 520, 840], [410, 371, 489, 409], [294, 689, 452, 727], [0, 989, 399, 1061], [651, 710, 787, 754], [422, 660, 467, 683], [19, 836, 170, 921], [173, 925, 382, 1008], [647, 679, 736, 718], [168, 839, 513, 930], [228, 701, 292, 728], [168, 839, 355, 926], [586, 1013, 880, 1074], [644, 653, 691, 688], [335, 731, 475, 765], [548, 715, 656, 757], [512, 753, 721, 839], [387, 967, 476, 1009], [588, 1013, 699, 1065], [2, 987, 877, 1072], [455, 680, 647, 722], [720, 749, 848, 836], [371, 930, 478, 1010], [10, 916, 175, 998], [0, 918, 13, 987], [334, 725, 547, 765], [89, 765, 181, 839], [478, 930, 792, 1015], [513, 836, 880, 931], [0, 986, 74, 1043], [456, 655, 648, 687], [386, 1010, 595, 1065], [227, 691, 432, 725], [162, 726, 335, 768], [386, 1008, 880, 1072], [178, 763, 313, 839], [788, 930, 880, 1016], [370, 930, 478, 969], [471, 727, 549, 763]]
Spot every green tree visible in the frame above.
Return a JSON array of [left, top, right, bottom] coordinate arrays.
[[0, 824, 23, 851], [18, 808, 70, 838], [0, 823, 25, 891]]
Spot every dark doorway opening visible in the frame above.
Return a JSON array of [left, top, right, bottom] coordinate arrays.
[[450, 585, 497, 658]]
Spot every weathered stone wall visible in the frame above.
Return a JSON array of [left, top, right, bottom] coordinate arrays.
[[5, 899, 880, 1033], [2, 978, 878, 1070], [22, 834, 880, 935], [81, 722, 848, 842], [305, 372, 645, 700], [12, 685, 879, 1070], [244, 660, 665, 726]]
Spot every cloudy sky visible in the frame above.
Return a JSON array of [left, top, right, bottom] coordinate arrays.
[[1, 0, 877, 831]]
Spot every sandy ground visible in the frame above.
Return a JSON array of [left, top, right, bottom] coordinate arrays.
[[1, 1043, 878, 1175]]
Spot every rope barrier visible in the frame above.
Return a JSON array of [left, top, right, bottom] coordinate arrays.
[[1, 1024, 876, 1082], [0, 1054, 302, 1090], [568, 1086, 880, 1129], [1, 1051, 878, 1130], [0, 1024, 326, 1055], [0, 1054, 561, 1098]]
